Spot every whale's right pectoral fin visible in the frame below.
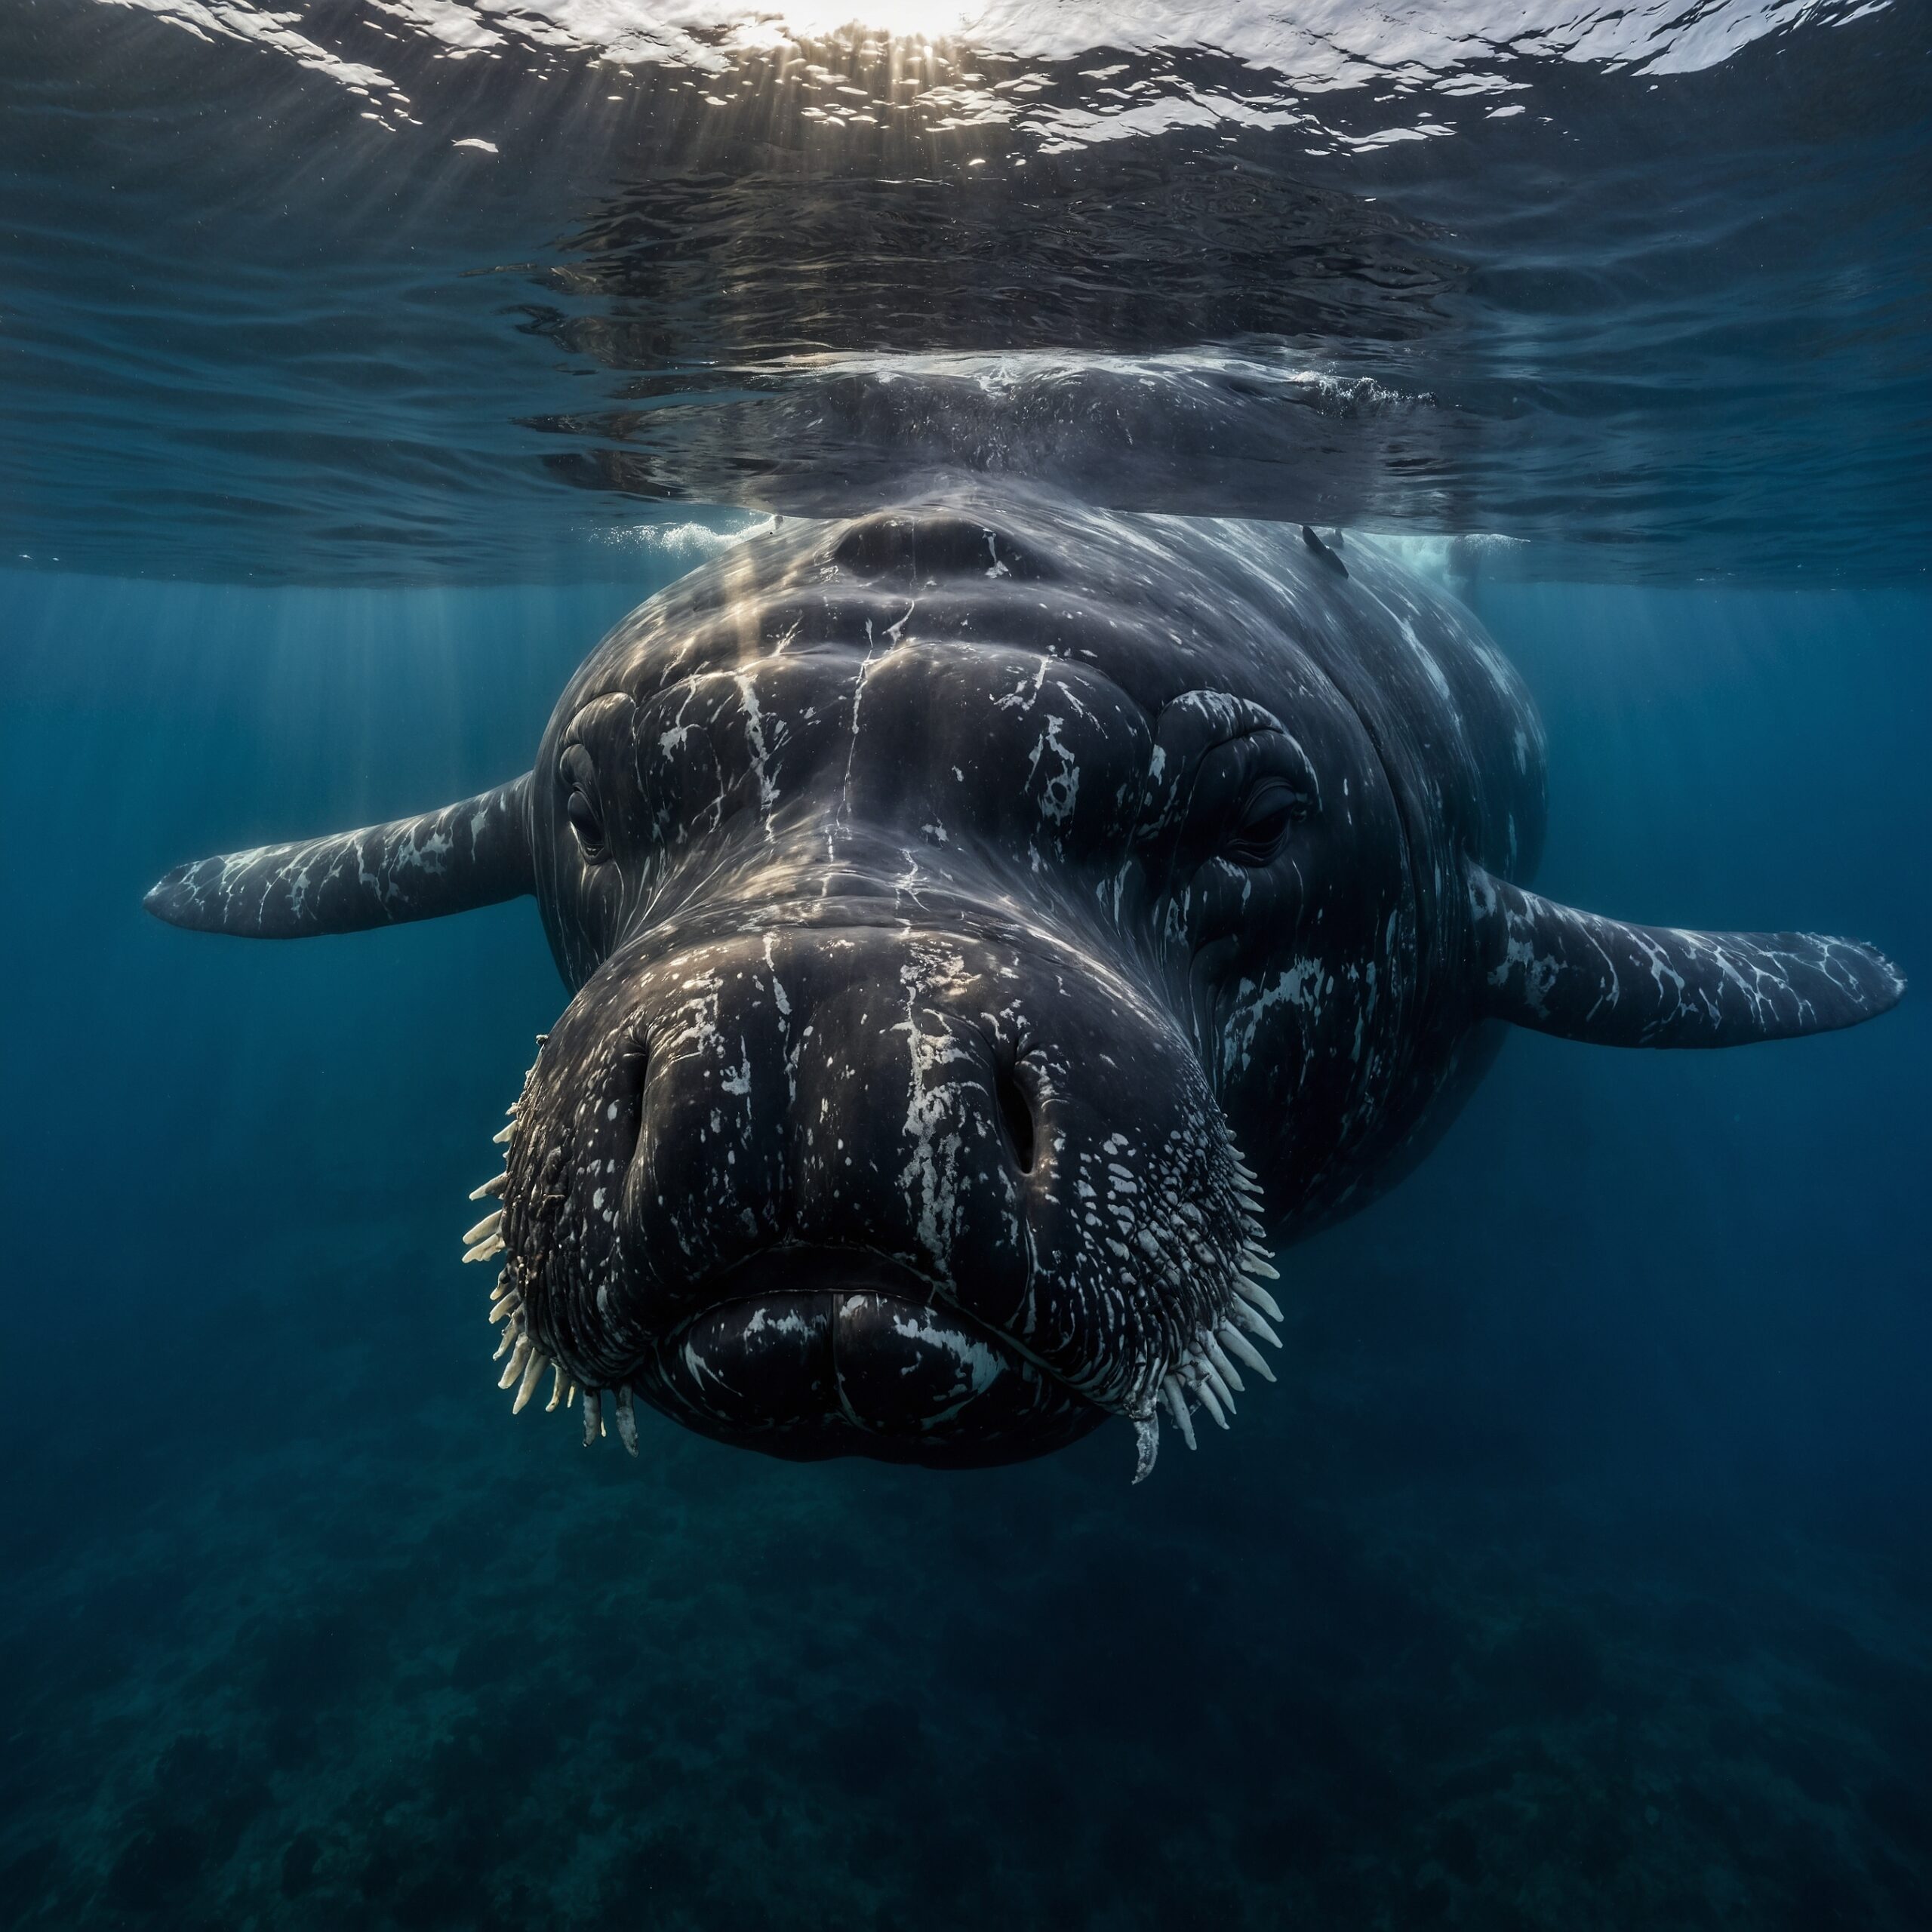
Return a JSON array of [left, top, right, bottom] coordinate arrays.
[[1467, 864, 1903, 1048], [145, 774, 533, 939]]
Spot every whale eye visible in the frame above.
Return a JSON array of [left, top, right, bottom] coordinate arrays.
[[1224, 777, 1304, 868], [559, 745, 608, 862]]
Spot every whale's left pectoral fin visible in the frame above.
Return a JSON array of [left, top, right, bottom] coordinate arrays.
[[1467, 864, 1903, 1048], [145, 774, 533, 939]]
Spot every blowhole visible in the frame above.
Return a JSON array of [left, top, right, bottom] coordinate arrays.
[[995, 1058, 1037, 1173]]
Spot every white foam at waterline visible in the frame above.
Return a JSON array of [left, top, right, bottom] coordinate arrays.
[[1369, 531, 1530, 588], [589, 515, 783, 559]]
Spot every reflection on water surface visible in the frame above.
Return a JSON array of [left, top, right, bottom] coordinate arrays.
[[3, 0, 1926, 581]]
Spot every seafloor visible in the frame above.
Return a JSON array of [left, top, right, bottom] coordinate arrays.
[[1, 572, 1926, 1930]]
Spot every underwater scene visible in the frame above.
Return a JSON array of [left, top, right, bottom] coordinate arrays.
[[3, 2, 1929, 1927]]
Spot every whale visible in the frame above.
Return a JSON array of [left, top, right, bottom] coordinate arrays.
[[146, 488, 1904, 1478]]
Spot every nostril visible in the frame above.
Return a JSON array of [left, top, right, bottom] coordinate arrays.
[[610, 1043, 650, 1164], [994, 1058, 1037, 1174]]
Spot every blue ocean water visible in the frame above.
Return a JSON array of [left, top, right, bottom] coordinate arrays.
[[4, 1, 1930, 1926]]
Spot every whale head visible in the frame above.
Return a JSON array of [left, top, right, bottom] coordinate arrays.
[[472, 499, 1382, 1472]]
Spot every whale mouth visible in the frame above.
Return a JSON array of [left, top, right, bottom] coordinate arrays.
[[463, 1034, 1290, 1479], [630, 1249, 1109, 1467]]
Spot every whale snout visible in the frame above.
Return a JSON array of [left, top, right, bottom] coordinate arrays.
[[472, 918, 1281, 1472]]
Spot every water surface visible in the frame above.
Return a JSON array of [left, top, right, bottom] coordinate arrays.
[[5, 0, 1927, 581]]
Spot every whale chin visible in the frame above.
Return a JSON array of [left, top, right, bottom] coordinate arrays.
[[634, 1249, 1109, 1469]]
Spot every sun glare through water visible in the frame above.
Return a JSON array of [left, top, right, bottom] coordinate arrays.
[[763, 0, 976, 37]]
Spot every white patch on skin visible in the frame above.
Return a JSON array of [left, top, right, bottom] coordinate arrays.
[[889, 1310, 1004, 1395], [744, 1304, 814, 1341], [681, 1337, 738, 1398], [830, 621, 887, 868], [734, 670, 782, 834], [1027, 714, 1081, 833], [892, 940, 977, 1281], [1224, 958, 1331, 1078], [993, 656, 1051, 713]]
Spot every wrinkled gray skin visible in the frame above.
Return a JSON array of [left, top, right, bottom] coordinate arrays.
[[147, 488, 1904, 1479]]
